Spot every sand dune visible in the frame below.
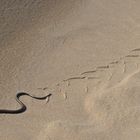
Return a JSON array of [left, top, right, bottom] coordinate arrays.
[[1, 0, 140, 140], [36, 49, 140, 140]]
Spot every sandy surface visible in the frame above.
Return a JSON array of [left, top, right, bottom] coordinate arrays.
[[0, 0, 140, 139]]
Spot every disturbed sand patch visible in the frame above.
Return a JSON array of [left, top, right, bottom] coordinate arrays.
[[37, 49, 140, 140]]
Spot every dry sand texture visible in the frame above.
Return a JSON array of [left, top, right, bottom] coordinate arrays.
[[0, 0, 140, 139]]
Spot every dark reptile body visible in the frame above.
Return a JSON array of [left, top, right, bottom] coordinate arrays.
[[0, 92, 52, 114]]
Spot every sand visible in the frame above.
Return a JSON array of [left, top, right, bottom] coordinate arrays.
[[0, 0, 140, 139]]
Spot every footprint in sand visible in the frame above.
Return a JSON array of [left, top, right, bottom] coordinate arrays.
[[39, 48, 140, 140], [84, 50, 140, 139]]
